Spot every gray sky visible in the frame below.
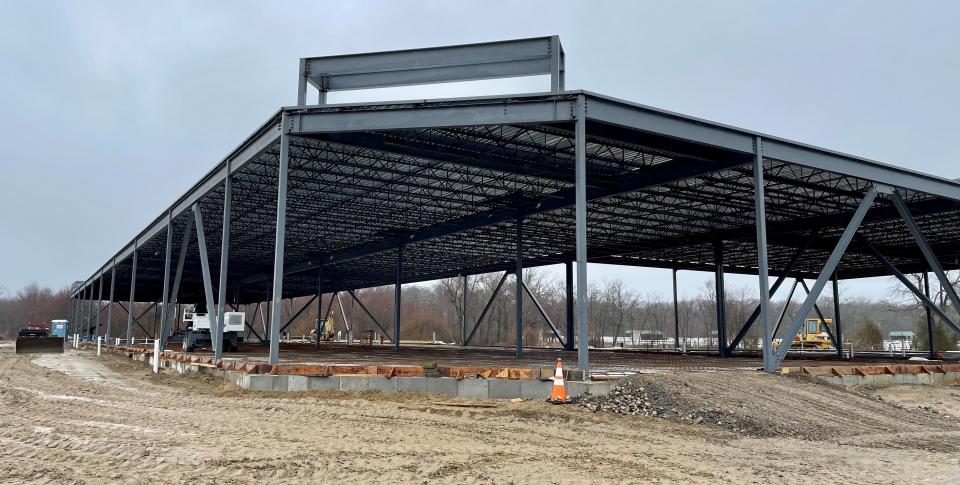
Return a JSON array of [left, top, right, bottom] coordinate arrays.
[[1, 0, 958, 302]]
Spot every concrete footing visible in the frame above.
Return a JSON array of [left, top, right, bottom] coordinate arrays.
[[119, 347, 614, 400], [821, 371, 960, 387]]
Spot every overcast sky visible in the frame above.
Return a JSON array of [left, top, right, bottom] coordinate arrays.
[[1, 0, 958, 302]]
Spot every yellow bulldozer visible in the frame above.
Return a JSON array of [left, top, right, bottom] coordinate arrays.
[[777, 318, 834, 350]]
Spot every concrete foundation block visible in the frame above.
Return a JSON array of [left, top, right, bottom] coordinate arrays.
[[915, 373, 932, 385], [457, 378, 489, 399], [365, 376, 397, 394], [519, 380, 552, 400], [426, 377, 459, 396], [245, 374, 287, 391], [339, 376, 370, 391], [822, 376, 842, 385], [287, 375, 309, 391], [488, 379, 521, 399], [395, 377, 428, 394], [840, 375, 860, 386], [307, 376, 340, 391]]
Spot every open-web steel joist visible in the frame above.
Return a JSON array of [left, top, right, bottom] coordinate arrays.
[[70, 36, 960, 372]]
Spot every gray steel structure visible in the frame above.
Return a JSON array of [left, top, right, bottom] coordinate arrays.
[[71, 36, 960, 372]]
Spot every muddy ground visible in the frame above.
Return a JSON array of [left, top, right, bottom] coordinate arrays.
[[0, 343, 958, 484]]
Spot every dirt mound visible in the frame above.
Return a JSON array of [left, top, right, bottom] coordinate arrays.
[[577, 371, 960, 442]]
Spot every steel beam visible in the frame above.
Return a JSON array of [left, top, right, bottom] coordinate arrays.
[[515, 218, 523, 359], [301, 36, 563, 93], [890, 190, 960, 324], [315, 267, 323, 348], [521, 280, 565, 347], [575, 94, 589, 373], [727, 230, 818, 352], [673, 269, 680, 350], [345, 288, 392, 342], [464, 271, 510, 345], [753, 137, 775, 371], [713, 240, 727, 357], [215, 162, 232, 361], [832, 272, 844, 358], [586, 92, 960, 202], [126, 245, 137, 344], [158, 214, 173, 348], [193, 204, 220, 358], [106, 262, 115, 344], [923, 270, 934, 357], [279, 294, 319, 335], [772, 279, 799, 338], [95, 273, 103, 339], [798, 278, 839, 349], [394, 246, 403, 352], [161, 211, 194, 349], [336, 292, 351, 342], [869, 245, 960, 336], [461, 275, 469, 345], [268, 117, 291, 365], [774, 186, 878, 365], [565, 261, 575, 351]]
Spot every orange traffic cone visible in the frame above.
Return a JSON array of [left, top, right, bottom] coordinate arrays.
[[548, 358, 568, 403]]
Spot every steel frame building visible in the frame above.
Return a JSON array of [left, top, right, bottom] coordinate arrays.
[[69, 36, 960, 373]]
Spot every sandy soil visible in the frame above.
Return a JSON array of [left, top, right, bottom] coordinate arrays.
[[862, 384, 960, 419], [1, 344, 958, 484]]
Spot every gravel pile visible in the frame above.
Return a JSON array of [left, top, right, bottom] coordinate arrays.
[[575, 375, 733, 428]]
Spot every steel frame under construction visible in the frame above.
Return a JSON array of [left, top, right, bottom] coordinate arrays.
[[69, 36, 960, 373]]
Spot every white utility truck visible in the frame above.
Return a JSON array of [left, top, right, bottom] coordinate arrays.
[[182, 311, 246, 352]]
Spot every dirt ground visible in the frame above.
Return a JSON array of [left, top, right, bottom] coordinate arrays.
[[1, 343, 959, 484]]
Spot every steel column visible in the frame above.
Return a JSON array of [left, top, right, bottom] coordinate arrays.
[[515, 217, 523, 359], [713, 240, 727, 356], [193, 204, 220, 358], [753, 136, 775, 372], [923, 270, 934, 357], [125, 246, 137, 343], [158, 214, 173, 348], [161, 212, 194, 349], [268, 116, 291, 365], [565, 261, 574, 351], [575, 94, 589, 373], [106, 263, 116, 344], [461, 274, 468, 345], [774, 186, 879, 364], [832, 272, 844, 358], [673, 268, 680, 350], [215, 163, 232, 361], [728, 231, 818, 353], [95, 273, 103, 340], [315, 267, 323, 348], [394, 246, 403, 352]]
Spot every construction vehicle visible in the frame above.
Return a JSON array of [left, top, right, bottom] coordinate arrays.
[[309, 316, 335, 343], [181, 311, 246, 352], [784, 318, 835, 350], [15, 322, 64, 354]]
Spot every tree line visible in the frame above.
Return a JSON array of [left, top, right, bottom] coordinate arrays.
[[2, 270, 957, 352]]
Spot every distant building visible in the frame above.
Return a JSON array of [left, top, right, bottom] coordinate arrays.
[[883, 330, 915, 352]]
